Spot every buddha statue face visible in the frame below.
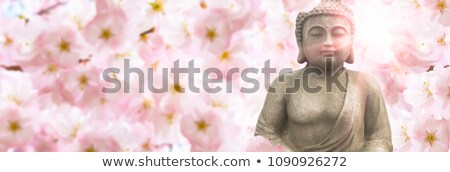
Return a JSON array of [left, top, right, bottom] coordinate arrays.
[[300, 15, 353, 72]]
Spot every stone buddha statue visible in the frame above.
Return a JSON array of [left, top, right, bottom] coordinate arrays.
[[255, 0, 393, 151]]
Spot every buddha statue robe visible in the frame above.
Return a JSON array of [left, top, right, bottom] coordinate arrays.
[[255, 69, 393, 152]]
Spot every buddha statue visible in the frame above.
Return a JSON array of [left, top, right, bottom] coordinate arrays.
[[255, 0, 393, 152]]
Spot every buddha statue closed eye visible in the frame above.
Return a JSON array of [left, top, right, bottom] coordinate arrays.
[[255, 0, 393, 152]]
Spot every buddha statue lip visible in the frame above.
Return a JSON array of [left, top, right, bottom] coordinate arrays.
[[321, 50, 335, 56]]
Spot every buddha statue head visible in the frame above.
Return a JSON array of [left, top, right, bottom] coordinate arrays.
[[296, 0, 355, 71]]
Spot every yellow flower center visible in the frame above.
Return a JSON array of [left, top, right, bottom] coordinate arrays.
[[58, 39, 71, 53], [422, 82, 433, 97], [141, 141, 151, 150], [437, 34, 446, 46], [425, 131, 437, 146], [172, 83, 183, 93], [412, 0, 421, 9], [115, 52, 132, 59], [220, 51, 230, 61], [46, 64, 58, 73], [196, 119, 209, 132], [143, 99, 153, 109], [212, 101, 228, 109], [149, 0, 164, 13], [182, 23, 191, 38], [4, 35, 13, 46], [8, 121, 22, 133], [99, 28, 113, 40], [85, 146, 96, 152], [112, 72, 120, 80], [78, 74, 89, 88], [436, 0, 448, 14], [206, 28, 217, 42], [200, 1, 207, 9], [166, 113, 175, 125], [140, 34, 149, 42], [150, 61, 160, 70], [100, 98, 106, 105], [277, 42, 285, 50]]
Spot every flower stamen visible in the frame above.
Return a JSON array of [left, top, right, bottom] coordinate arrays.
[[425, 131, 437, 146], [196, 119, 209, 132], [8, 121, 22, 133], [422, 82, 433, 97], [436, 0, 448, 14]]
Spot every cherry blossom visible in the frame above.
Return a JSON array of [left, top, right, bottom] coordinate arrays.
[[0, 105, 37, 150], [403, 72, 437, 109], [83, 0, 128, 50], [410, 113, 449, 151], [421, 0, 450, 26], [33, 24, 86, 69], [180, 108, 226, 151], [389, 105, 415, 152], [0, 70, 36, 107]]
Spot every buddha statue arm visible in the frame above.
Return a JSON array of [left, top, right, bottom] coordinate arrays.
[[361, 75, 393, 152], [255, 78, 289, 148]]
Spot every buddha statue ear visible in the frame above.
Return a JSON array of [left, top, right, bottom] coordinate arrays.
[[297, 42, 307, 64], [346, 49, 354, 64]]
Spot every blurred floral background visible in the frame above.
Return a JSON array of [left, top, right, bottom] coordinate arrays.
[[0, 0, 449, 152]]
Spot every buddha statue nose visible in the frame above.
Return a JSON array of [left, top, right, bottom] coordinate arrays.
[[323, 34, 334, 47]]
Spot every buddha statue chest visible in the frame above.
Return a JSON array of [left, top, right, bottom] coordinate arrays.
[[287, 90, 345, 125], [284, 71, 348, 146]]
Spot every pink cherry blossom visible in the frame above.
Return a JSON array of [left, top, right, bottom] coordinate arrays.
[[421, 0, 450, 26], [43, 104, 88, 142], [83, 0, 128, 50], [0, 17, 42, 65], [0, 70, 36, 107], [403, 72, 438, 109], [192, 10, 233, 55], [410, 113, 449, 151], [0, 105, 37, 151], [152, 97, 189, 146], [124, 90, 158, 121], [180, 108, 226, 151], [33, 24, 86, 69], [389, 106, 415, 152], [59, 63, 103, 107], [202, 33, 250, 81], [159, 13, 194, 48]]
